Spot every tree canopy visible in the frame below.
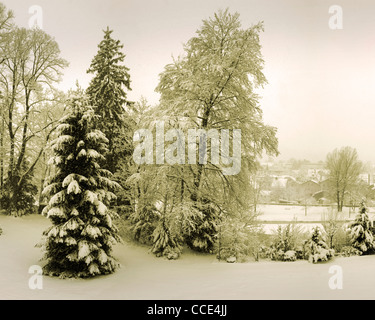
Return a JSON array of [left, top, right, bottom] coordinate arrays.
[[129, 9, 278, 256]]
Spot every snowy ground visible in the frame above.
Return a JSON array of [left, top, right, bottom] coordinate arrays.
[[1, 213, 375, 300], [257, 204, 375, 222]]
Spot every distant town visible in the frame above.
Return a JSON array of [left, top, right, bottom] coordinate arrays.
[[256, 158, 375, 207]]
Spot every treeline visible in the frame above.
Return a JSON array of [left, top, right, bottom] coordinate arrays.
[[0, 5, 280, 277], [1, 3, 371, 279]]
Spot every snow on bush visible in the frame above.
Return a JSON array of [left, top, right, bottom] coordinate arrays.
[[347, 200, 375, 255], [339, 246, 362, 257], [151, 223, 182, 260], [151, 203, 205, 260], [267, 224, 306, 262], [283, 250, 297, 261], [215, 211, 263, 263], [303, 227, 334, 263]]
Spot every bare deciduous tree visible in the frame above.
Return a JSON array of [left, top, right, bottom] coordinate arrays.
[[0, 26, 68, 215], [325, 146, 362, 212]]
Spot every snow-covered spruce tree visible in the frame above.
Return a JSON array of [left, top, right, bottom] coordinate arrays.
[[347, 200, 374, 254], [303, 227, 334, 263], [41, 90, 121, 278], [86, 26, 132, 174], [86, 27, 134, 216]]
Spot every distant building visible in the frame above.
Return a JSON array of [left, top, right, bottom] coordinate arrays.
[[288, 180, 321, 203], [306, 168, 329, 181], [312, 190, 330, 204], [271, 175, 296, 189], [300, 180, 321, 198], [269, 176, 323, 204], [319, 178, 332, 191]]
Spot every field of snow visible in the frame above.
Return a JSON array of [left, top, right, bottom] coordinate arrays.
[[257, 204, 372, 222], [258, 204, 375, 234], [1, 213, 375, 300]]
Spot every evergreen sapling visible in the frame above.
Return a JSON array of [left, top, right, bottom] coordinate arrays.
[[347, 200, 374, 254], [304, 227, 334, 263], [184, 197, 219, 253]]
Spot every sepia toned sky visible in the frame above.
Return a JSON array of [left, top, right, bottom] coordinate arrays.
[[3, 0, 375, 163]]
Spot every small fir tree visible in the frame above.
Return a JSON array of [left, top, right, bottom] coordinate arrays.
[[151, 201, 204, 260], [151, 220, 182, 260], [267, 224, 304, 261], [40, 89, 121, 278], [216, 212, 262, 263], [184, 197, 219, 253], [347, 200, 374, 254], [130, 203, 159, 245], [304, 227, 334, 263]]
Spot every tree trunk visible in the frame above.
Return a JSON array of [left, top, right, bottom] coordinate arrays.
[[337, 191, 342, 212], [191, 104, 211, 202], [37, 156, 49, 214], [0, 117, 4, 188]]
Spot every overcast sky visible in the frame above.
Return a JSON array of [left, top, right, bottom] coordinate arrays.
[[3, 0, 375, 163]]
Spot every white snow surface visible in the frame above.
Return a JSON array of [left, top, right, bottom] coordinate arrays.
[[1, 214, 375, 300]]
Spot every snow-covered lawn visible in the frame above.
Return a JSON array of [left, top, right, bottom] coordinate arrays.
[[1, 213, 375, 300], [258, 204, 375, 234], [257, 204, 372, 222]]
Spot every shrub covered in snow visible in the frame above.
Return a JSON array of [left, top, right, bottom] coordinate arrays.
[[149, 201, 206, 260], [216, 211, 263, 263], [347, 200, 374, 255], [331, 224, 352, 253], [267, 224, 306, 262], [185, 198, 220, 254], [130, 204, 159, 245], [283, 250, 297, 262], [303, 227, 334, 263], [339, 246, 362, 257], [151, 222, 182, 260], [321, 208, 345, 249]]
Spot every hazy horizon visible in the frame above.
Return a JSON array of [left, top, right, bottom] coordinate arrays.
[[3, 0, 375, 164]]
